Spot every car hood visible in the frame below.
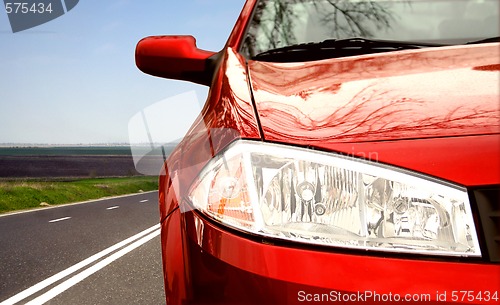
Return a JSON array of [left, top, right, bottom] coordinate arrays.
[[246, 44, 500, 186]]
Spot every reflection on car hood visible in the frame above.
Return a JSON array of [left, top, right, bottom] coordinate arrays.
[[247, 44, 500, 186], [248, 43, 499, 143]]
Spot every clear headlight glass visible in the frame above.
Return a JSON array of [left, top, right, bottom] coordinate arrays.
[[188, 140, 481, 257]]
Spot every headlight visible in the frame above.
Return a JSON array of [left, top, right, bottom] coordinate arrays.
[[188, 140, 481, 257]]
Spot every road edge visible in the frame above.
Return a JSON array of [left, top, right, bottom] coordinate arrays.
[[0, 190, 158, 218]]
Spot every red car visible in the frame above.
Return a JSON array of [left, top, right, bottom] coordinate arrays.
[[136, 0, 499, 304]]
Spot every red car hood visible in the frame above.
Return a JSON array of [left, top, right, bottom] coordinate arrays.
[[246, 44, 500, 186]]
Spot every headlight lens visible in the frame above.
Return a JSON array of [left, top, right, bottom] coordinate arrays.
[[188, 140, 481, 257]]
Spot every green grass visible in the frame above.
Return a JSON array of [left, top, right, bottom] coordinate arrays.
[[0, 176, 158, 214]]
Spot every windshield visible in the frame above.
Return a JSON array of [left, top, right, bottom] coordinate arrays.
[[241, 0, 500, 59]]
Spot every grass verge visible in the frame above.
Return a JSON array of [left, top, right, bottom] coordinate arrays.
[[0, 176, 158, 214]]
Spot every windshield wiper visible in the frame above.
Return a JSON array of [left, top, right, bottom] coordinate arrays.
[[253, 38, 446, 61], [467, 37, 500, 45]]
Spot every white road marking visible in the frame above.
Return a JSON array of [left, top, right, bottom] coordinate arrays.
[[48, 217, 71, 223], [25, 228, 161, 305], [106, 206, 120, 210], [139, 199, 149, 203], [1, 224, 160, 305]]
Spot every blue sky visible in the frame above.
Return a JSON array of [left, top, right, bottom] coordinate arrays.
[[0, 0, 246, 144]]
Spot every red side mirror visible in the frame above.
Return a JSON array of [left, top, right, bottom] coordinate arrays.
[[135, 35, 218, 86]]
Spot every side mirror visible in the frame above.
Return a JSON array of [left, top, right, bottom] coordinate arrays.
[[135, 35, 218, 86]]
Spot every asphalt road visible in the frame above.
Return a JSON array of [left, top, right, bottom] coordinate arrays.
[[0, 191, 165, 305]]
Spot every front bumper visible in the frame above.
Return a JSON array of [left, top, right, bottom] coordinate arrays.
[[162, 208, 499, 305]]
